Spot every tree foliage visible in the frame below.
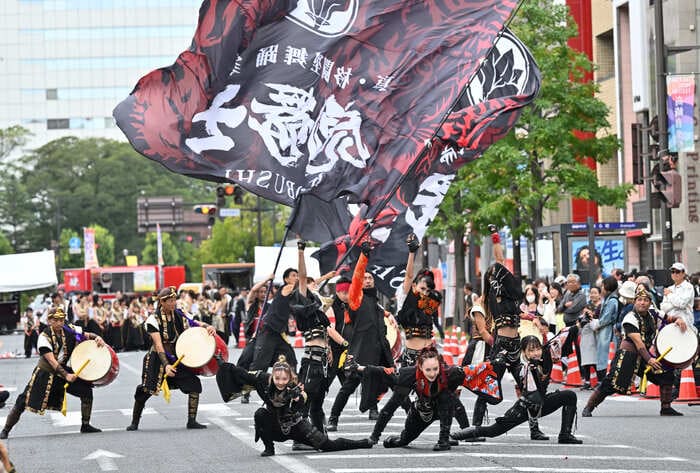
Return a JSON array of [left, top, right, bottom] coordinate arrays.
[[141, 231, 181, 266], [0, 232, 13, 255], [430, 0, 633, 271]]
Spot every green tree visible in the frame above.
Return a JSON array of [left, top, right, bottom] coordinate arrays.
[[0, 125, 30, 160], [0, 126, 33, 251], [430, 0, 633, 309], [141, 231, 181, 266], [59, 228, 82, 268], [0, 232, 13, 255]]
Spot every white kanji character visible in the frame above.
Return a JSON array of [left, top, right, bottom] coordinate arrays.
[[439, 146, 458, 166], [373, 74, 394, 92], [248, 84, 317, 167], [256, 45, 279, 68], [405, 173, 456, 235], [311, 52, 323, 74], [306, 95, 370, 175], [284, 46, 308, 68], [229, 55, 243, 76], [334, 66, 352, 89], [185, 84, 246, 154], [321, 57, 334, 83]]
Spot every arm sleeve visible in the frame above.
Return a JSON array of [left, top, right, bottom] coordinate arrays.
[[597, 298, 618, 328], [348, 253, 368, 311], [564, 292, 587, 315]]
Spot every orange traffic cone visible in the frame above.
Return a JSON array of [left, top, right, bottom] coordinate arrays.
[[606, 342, 616, 373], [451, 329, 461, 356], [550, 359, 563, 383], [294, 331, 304, 348], [643, 382, 660, 399], [237, 323, 246, 348], [442, 351, 455, 365], [564, 354, 583, 387], [675, 367, 700, 402], [589, 368, 598, 388]]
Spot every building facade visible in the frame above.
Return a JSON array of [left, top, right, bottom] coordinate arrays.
[[0, 0, 201, 152]]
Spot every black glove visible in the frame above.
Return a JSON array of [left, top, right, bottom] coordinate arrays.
[[297, 240, 307, 251], [288, 384, 302, 400], [360, 240, 372, 257], [406, 233, 420, 253], [487, 224, 498, 234], [343, 355, 360, 374]]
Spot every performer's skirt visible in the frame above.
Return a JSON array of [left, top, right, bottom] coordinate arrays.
[[22, 366, 92, 414], [140, 351, 201, 396], [608, 349, 675, 394]]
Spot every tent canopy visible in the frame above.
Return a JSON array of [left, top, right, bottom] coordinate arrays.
[[0, 250, 58, 292]]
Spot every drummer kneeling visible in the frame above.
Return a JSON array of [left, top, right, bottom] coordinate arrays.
[[1, 307, 103, 439], [583, 285, 691, 417]]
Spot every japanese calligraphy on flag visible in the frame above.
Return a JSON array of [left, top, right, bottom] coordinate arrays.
[[115, 0, 520, 206], [309, 29, 541, 295]]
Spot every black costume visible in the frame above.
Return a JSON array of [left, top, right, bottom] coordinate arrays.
[[1, 324, 100, 439], [370, 288, 471, 442], [356, 360, 501, 450], [462, 305, 494, 426], [451, 346, 581, 444], [583, 306, 679, 415], [293, 291, 333, 432], [126, 308, 204, 430], [215, 364, 371, 455], [327, 295, 352, 388], [250, 290, 297, 371], [328, 254, 393, 429]]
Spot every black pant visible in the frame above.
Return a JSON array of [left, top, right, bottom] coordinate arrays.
[[392, 390, 454, 446], [254, 407, 367, 451], [250, 330, 297, 371], [330, 373, 375, 418], [478, 390, 576, 437], [298, 356, 329, 432], [23, 332, 38, 358]]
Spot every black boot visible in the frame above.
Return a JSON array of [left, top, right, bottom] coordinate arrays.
[[582, 387, 605, 417], [383, 435, 405, 448], [325, 437, 373, 451], [433, 417, 453, 451], [450, 426, 485, 442], [0, 405, 22, 439], [370, 409, 392, 444], [80, 398, 101, 433], [659, 385, 683, 416], [368, 407, 379, 420], [454, 399, 470, 429], [260, 440, 275, 457], [241, 392, 250, 404], [558, 405, 582, 444], [529, 418, 549, 440], [186, 393, 207, 429], [126, 399, 145, 431], [472, 398, 487, 427], [327, 415, 338, 432]]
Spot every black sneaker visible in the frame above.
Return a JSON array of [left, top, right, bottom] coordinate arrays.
[[260, 448, 275, 457], [187, 419, 207, 429], [581, 407, 592, 417], [327, 416, 338, 432], [660, 407, 683, 416], [0, 429, 8, 439], [241, 393, 250, 404], [80, 424, 102, 433], [368, 408, 379, 420]]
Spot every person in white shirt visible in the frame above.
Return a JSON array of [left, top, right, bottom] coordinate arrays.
[[660, 262, 695, 330]]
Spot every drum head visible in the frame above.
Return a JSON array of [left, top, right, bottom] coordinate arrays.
[[656, 324, 699, 367], [70, 340, 112, 382], [176, 327, 216, 368]]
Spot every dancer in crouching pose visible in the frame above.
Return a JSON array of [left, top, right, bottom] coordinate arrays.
[[215, 356, 372, 456], [347, 346, 501, 451], [451, 335, 582, 444]]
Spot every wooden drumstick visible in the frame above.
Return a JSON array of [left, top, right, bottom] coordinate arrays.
[[640, 346, 672, 393], [161, 355, 185, 403], [61, 358, 91, 416]]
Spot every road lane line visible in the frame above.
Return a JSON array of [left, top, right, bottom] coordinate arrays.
[[209, 416, 321, 473]]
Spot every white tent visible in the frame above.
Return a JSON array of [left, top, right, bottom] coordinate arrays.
[[0, 250, 58, 292], [254, 246, 320, 284]]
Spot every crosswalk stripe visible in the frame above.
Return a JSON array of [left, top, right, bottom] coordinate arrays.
[[332, 468, 510, 472], [308, 452, 681, 461]]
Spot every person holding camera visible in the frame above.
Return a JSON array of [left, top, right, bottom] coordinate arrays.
[[578, 286, 601, 389]]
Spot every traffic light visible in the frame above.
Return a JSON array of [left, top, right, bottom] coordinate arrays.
[[651, 156, 682, 208], [217, 184, 244, 205], [194, 204, 217, 225]]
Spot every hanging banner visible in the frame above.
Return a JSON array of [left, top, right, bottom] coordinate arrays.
[[667, 74, 695, 153], [83, 227, 99, 269]]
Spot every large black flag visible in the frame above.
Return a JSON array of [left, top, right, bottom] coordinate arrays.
[[114, 0, 538, 294]]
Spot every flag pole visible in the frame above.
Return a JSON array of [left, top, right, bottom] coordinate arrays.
[[252, 198, 301, 338]]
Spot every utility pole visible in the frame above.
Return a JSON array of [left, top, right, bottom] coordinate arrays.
[[256, 195, 263, 246], [653, 0, 674, 267]]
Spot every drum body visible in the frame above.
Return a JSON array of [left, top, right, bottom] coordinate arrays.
[[175, 326, 229, 376], [70, 340, 120, 387], [384, 317, 403, 361], [654, 324, 699, 369]]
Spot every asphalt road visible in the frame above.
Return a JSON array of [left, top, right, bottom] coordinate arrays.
[[1, 333, 699, 473]]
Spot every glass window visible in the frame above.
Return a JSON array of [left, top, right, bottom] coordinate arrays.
[[47, 119, 70, 130], [46, 89, 58, 100], [22, 56, 174, 71]]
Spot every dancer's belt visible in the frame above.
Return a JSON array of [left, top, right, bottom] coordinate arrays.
[[404, 326, 433, 339], [494, 314, 519, 329]]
